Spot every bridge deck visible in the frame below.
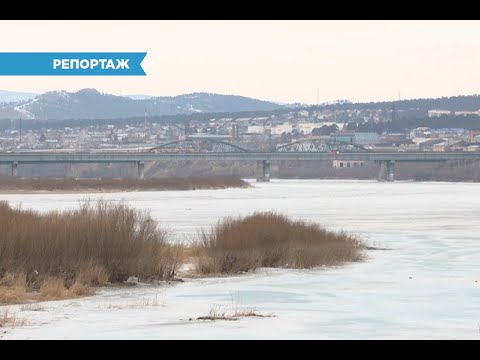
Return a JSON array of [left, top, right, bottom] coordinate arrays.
[[1, 152, 480, 164]]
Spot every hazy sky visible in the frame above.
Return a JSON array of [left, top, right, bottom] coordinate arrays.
[[1, 20, 480, 104]]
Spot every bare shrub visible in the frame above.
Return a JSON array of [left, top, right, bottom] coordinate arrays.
[[0, 201, 180, 293], [198, 212, 365, 274]]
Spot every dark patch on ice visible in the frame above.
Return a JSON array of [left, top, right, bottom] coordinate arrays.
[[365, 246, 392, 251]]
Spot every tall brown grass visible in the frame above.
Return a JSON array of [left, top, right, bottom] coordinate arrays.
[[198, 212, 365, 274], [39, 277, 68, 300], [0, 176, 250, 192], [0, 201, 180, 288], [0, 273, 27, 304]]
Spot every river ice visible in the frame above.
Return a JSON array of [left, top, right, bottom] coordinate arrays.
[[1, 180, 479, 339]]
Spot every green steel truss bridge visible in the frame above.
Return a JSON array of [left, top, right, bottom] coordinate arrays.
[[2, 138, 480, 182]]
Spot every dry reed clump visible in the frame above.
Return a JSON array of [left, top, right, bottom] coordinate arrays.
[[198, 212, 365, 274], [0, 273, 28, 305], [75, 262, 110, 287], [39, 277, 68, 300], [0, 200, 181, 290], [0, 176, 250, 192], [69, 281, 93, 297]]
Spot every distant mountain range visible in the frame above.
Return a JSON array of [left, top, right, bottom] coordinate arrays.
[[0, 90, 37, 104], [3, 88, 480, 122], [311, 95, 480, 113], [0, 89, 282, 120]]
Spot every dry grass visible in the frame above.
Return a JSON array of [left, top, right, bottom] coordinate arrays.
[[102, 295, 163, 310], [0, 200, 181, 288], [75, 262, 110, 287], [39, 277, 68, 300], [19, 303, 45, 312], [197, 304, 272, 321], [198, 212, 365, 274], [0, 273, 27, 305], [0, 309, 26, 328], [69, 281, 94, 297], [0, 176, 250, 192]]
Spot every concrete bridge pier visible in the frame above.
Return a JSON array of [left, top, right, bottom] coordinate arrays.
[[387, 160, 395, 182], [11, 161, 18, 177], [377, 160, 395, 182], [377, 160, 387, 181], [137, 161, 145, 180], [256, 160, 270, 182]]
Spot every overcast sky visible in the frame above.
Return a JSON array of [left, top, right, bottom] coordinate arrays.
[[1, 20, 480, 104]]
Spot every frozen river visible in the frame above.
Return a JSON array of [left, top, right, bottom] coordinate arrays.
[[1, 180, 479, 339]]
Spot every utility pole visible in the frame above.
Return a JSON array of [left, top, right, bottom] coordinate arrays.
[[143, 108, 148, 143], [19, 118, 22, 145], [393, 91, 401, 122], [144, 109, 147, 133]]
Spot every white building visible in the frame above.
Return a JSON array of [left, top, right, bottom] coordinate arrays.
[[271, 124, 293, 135], [247, 126, 266, 134], [428, 110, 452, 118], [296, 123, 318, 135]]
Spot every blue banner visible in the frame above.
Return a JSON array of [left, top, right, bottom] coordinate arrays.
[[0, 52, 147, 76]]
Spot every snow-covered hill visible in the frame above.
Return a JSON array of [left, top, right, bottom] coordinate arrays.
[[0, 89, 282, 120]]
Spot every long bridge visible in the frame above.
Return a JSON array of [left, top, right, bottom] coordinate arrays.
[[2, 138, 480, 182]]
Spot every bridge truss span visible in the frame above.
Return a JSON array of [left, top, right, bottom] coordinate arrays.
[[148, 139, 250, 154], [275, 138, 370, 153]]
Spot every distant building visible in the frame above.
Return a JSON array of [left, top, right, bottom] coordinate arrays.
[[381, 133, 408, 145], [418, 139, 446, 152], [432, 141, 448, 152], [410, 127, 433, 139], [330, 132, 380, 145], [467, 144, 480, 152], [271, 124, 293, 135], [247, 125, 265, 134], [454, 110, 480, 116], [45, 139, 59, 149], [353, 132, 380, 145], [333, 160, 365, 168], [187, 134, 233, 141], [428, 110, 452, 118], [330, 131, 355, 144], [296, 123, 318, 135], [315, 122, 345, 130]]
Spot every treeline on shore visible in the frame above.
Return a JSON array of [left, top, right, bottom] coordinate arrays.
[[0, 176, 249, 192]]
